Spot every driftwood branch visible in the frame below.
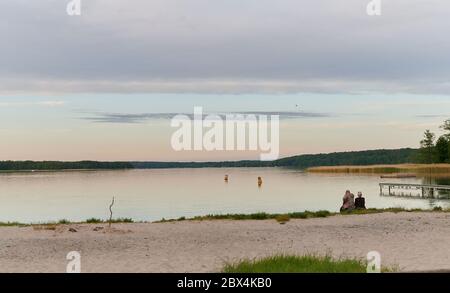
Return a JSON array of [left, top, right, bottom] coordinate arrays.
[[108, 197, 115, 228]]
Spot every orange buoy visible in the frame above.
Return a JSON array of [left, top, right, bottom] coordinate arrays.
[[224, 175, 229, 182], [258, 176, 263, 187]]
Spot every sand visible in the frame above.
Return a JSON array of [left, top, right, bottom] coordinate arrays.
[[1, 212, 450, 273]]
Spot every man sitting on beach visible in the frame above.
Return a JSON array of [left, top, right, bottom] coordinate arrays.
[[340, 190, 355, 212], [355, 192, 366, 209]]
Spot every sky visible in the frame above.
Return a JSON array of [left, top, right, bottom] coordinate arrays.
[[1, 0, 450, 161]]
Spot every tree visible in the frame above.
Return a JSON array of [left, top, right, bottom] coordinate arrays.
[[440, 119, 450, 160], [435, 136, 449, 163], [419, 130, 436, 164], [440, 119, 450, 138]]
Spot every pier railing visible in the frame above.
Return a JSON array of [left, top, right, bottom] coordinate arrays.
[[379, 182, 450, 199]]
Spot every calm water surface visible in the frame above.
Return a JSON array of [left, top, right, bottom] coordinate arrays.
[[1, 168, 449, 223]]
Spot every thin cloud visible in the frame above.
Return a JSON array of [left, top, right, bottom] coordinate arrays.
[[4, 78, 450, 95], [80, 111, 330, 124], [416, 114, 450, 119], [0, 100, 65, 107]]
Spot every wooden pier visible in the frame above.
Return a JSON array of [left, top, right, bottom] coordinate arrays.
[[379, 182, 450, 199]]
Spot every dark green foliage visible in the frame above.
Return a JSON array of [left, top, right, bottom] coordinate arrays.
[[0, 161, 133, 171], [435, 136, 449, 163], [58, 219, 70, 224], [419, 130, 436, 163], [191, 212, 271, 221], [85, 217, 134, 223], [0, 149, 419, 171], [85, 218, 103, 223], [274, 148, 418, 168], [132, 148, 418, 169], [86, 218, 134, 224], [416, 120, 450, 164], [287, 210, 331, 219]]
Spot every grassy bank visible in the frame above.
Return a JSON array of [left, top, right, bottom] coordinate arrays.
[[0, 217, 134, 227], [307, 163, 450, 174], [1, 207, 448, 227], [157, 207, 448, 223], [222, 255, 394, 273]]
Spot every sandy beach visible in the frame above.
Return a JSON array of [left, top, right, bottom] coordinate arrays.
[[1, 212, 450, 273]]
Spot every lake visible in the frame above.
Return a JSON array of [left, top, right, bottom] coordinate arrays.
[[1, 168, 449, 223]]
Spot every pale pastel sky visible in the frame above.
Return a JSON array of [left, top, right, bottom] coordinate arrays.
[[0, 94, 448, 161], [1, 1, 450, 161]]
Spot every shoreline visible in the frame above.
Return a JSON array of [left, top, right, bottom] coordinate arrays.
[[0, 148, 421, 172], [1, 211, 449, 273], [2, 207, 449, 227], [0, 166, 283, 174], [307, 163, 450, 174], [2, 163, 450, 176]]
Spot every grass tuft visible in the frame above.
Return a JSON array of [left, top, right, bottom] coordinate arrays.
[[0, 221, 28, 227], [86, 217, 134, 224], [223, 254, 397, 273], [222, 254, 379, 273], [86, 218, 103, 224], [110, 217, 134, 223], [275, 214, 290, 223]]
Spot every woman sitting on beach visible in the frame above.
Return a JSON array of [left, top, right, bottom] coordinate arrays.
[[340, 190, 355, 212], [355, 192, 366, 209]]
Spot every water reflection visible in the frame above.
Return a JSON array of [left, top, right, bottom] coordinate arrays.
[[422, 176, 450, 197], [427, 177, 450, 185]]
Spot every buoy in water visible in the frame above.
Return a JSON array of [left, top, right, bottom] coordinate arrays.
[[258, 176, 263, 187], [224, 175, 229, 182]]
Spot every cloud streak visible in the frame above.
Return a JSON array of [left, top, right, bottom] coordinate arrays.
[[81, 111, 330, 124], [3, 78, 450, 95], [0, 100, 65, 107]]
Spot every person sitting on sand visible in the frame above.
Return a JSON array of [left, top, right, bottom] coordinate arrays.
[[340, 190, 355, 212], [355, 192, 366, 209]]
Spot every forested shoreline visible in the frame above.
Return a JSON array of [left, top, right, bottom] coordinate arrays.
[[0, 148, 417, 171]]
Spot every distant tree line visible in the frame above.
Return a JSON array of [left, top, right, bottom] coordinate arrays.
[[1, 149, 419, 171], [272, 148, 418, 168], [0, 161, 133, 171], [132, 148, 418, 169], [418, 119, 450, 164]]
